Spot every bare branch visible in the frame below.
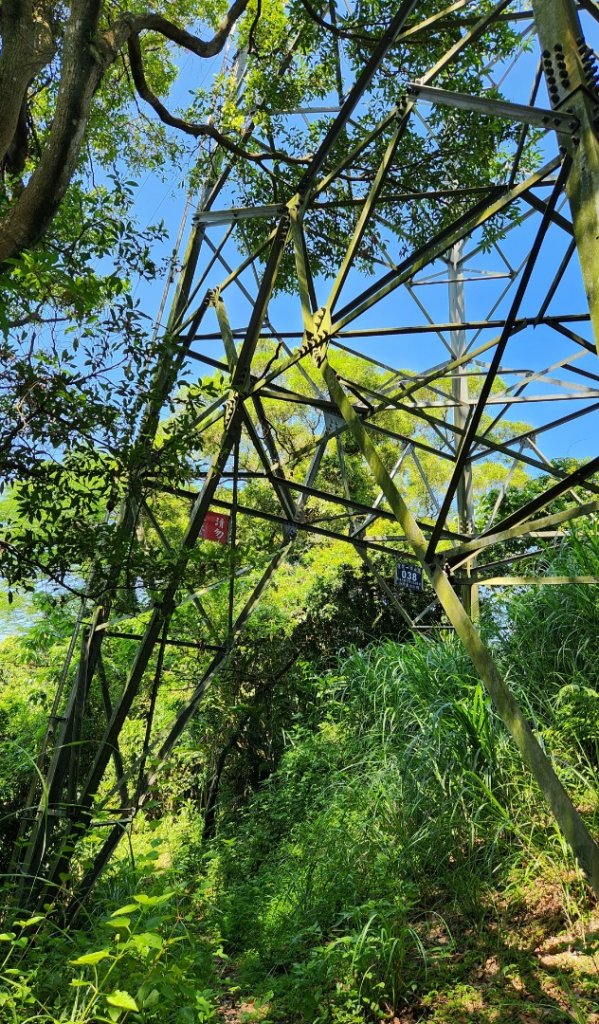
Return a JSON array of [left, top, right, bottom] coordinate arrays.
[[114, 0, 250, 58], [297, 0, 377, 42], [127, 32, 309, 166]]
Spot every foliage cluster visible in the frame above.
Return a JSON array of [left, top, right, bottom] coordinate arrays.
[[1, 525, 599, 1022]]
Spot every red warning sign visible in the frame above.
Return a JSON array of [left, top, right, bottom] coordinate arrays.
[[200, 511, 230, 544]]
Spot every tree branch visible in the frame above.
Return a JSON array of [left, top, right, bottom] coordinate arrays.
[[297, 0, 377, 42], [0, 1, 104, 262], [0, 0, 302, 265], [0, 0, 55, 166], [127, 32, 309, 166], [113, 0, 251, 58]]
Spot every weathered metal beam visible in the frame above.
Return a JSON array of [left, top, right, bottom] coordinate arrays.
[[313, 352, 599, 896], [532, 0, 599, 350], [334, 157, 562, 328], [407, 81, 579, 132], [478, 575, 599, 584], [446, 495, 599, 565], [425, 161, 571, 561]]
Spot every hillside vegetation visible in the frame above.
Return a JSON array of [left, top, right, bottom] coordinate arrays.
[[1, 527, 599, 1022]]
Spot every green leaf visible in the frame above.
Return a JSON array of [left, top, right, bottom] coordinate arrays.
[[106, 990, 139, 1011], [131, 931, 163, 950], [133, 890, 174, 906], [105, 917, 131, 929], [141, 988, 160, 1008], [0, 932, 16, 941], [70, 949, 111, 966], [110, 904, 140, 917], [14, 915, 45, 928]]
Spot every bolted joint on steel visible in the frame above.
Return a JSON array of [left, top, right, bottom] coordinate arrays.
[[312, 339, 328, 369], [312, 306, 327, 330], [223, 393, 238, 430]]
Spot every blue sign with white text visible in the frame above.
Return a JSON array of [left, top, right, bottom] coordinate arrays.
[[394, 562, 423, 592]]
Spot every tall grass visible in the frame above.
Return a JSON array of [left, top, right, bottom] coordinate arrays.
[[197, 617, 597, 1022], [3, 526, 598, 1023]]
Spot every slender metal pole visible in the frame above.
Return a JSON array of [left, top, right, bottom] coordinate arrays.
[[448, 243, 478, 618]]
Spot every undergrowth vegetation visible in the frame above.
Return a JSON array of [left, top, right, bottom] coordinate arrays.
[[1, 529, 599, 1022]]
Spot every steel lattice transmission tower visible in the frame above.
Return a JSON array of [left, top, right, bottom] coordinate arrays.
[[10, 0, 599, 911]]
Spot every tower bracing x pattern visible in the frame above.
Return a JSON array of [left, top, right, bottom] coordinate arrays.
[[11, 0, 599, 911]]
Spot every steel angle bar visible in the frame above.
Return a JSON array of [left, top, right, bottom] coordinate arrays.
[[333, 157, 563, 329], [191, 311, 590, 346], [527, 436, 584, 505], [457, 546, 551, 579], [40, 217, 293, 895], [425, 159, 572, 562], [367, 400, 579, 477], [509, 59, 544, 187], [446, 496, 599, 567], [182, 229, 275, 315], [351, 447, 413, 537], [522, 192, 574, 233], [309, 0, 509, 200], [549, 319, 597, 354], [297, 0, 419, 196], [412, 596, 441, 626], [271, 462, 409, 526], [194, 204, 286, 226], [142, 498, 220, 639], [209, 495, 420, 554], [241, 404, 298, 521], [358, 548, 415, 629], [313, 184, 506, 206], [311, 353, 599, 895], [418, 0, 515, 84], [155, 486, 420, 555], [561, 360, 599, 384], [104, 632, 224, 652], [175, 222, 238, 328], [97, 655, 129, 813], [406, 82, 579, 132], [479, 455, 599, 542], [296, 406, 458, 468], [395, 0, 471, 43], [179, 347, 229, 373], [225, 438, 237, 638], [473, 398, 599, 460], [536, 237, 578, 320], [477, 576, 599, 585], [460, 390, 599, 405], [290, 210, 318, 330], [214, 292, 239, 370], [262, 342, 505, 449], [405, 282, 454, 356], [578, 0, 599, 21], [204, 233, 257, 306], [532, 0, 599, 349], [333, 369, 565, 476], [411, 449, 442, 514], [215, 294, 298, 521], [326, 118, 408, 311], [483, 442, 528, 530]]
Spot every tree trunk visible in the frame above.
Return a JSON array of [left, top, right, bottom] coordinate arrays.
[[0, 2, 105, 261]]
